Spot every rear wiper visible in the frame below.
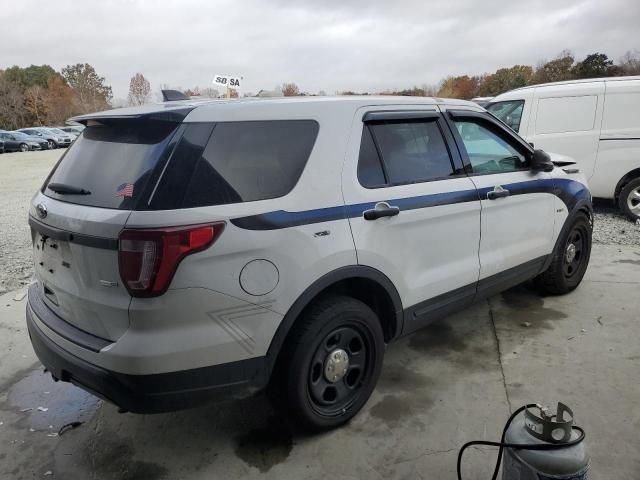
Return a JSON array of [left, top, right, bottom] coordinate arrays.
[[47, 183, 91, 195]]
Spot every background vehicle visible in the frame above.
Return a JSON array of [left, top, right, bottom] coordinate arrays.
[[12, 131, 49, 150], [26, 96, 592, 431], [488, 76, 640, 221], [46, 127, 75, 144], [18, 127, 67, 149], [0, 131, 42, 152], [471, 96, 494, 107], [0, 138, 4, 153], [58, 125, 84, 137]]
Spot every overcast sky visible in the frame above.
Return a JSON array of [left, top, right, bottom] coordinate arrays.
[[1, 0, 638, 100]]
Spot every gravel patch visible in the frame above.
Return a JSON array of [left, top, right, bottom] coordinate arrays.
[[592, 200, 640, 246], [0, 150, 60, 294], [0, 150, 638, 293]]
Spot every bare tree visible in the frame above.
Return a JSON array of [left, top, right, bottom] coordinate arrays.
[[619, 49, 640, 75], [0, 76, 26, 130], [281, 83, 300, 96], [200, 87, 220, 98], [128, 73, 151, 106]]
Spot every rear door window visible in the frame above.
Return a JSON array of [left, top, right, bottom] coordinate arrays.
[[151, 120, 319, 209], [44, 120, 180, 209], [366, 120, 456, 185]]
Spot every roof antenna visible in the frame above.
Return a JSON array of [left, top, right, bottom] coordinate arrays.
[[161, 89, 190, 102]]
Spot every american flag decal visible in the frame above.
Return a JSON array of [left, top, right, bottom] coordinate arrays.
[[116, 183, 134, 197]]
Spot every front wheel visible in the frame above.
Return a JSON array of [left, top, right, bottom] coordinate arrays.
[[273, 295, 384, 431], [47, 140, 56, 149], [19, 143, 29, 152], [618, 178, 640, 222], [534, 212, 592, 295]]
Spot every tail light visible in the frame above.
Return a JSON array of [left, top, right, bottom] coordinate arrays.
[[118, 223, 225, 297]]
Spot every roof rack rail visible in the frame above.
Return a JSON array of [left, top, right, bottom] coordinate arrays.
[[161, 89, 190, 102]]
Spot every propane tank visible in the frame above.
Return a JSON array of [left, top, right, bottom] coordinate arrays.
[[502, 403, 589, 480]]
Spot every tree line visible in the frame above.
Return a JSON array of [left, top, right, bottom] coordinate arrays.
[[0, 64, 114, 129], [1, 49, 638, 129], [348, 50, 640, 99]]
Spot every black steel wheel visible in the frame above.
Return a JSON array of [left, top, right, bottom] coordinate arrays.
[[562, 227, 587, 279], [273, 295, 384, 431], [535, 212, 592, 295], [307, 325, 371, 416]]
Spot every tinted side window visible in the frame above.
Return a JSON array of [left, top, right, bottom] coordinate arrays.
[[453, 120, 528, 173], [357, 127, 386, 187], [154, 120, 319, 209], [369, 120, 454, 184]]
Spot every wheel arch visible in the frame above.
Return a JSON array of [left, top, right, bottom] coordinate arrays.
[[614, 168, 640, 201], [265, 265, 403, 377]]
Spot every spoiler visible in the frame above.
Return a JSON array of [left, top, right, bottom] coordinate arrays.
[[161, 89, 190, 102]]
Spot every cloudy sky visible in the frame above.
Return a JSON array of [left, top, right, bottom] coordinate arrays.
[[1, 0, 638, 100]]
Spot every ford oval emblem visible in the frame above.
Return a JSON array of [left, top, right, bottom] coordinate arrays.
[[36, 203, 47, 219]]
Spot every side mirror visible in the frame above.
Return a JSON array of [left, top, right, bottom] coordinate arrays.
[[531, 149, 554, 172]]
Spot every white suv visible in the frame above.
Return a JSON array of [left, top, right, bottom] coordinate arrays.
[[26, 95, 593, 430]]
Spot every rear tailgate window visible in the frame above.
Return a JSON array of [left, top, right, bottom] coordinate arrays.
[[43, 120, 179, 209], [149, 120, 319, 210]]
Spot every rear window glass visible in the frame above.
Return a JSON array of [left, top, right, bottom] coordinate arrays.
[[44, 121, 179, 209], [150, 120, 319, 209]]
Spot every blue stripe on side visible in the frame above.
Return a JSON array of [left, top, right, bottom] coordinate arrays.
[[230, 178, 588, 231]]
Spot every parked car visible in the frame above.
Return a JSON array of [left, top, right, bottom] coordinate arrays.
[[487, 75, 640, 221], [26, 95, 593, 430], [43, 127, 74, 147], [12, 131, 49, 150], [58, 125, 84, 136], [0, 131, 43, 152], [18, 127, 70, 149], [0, 138, 4, 154]]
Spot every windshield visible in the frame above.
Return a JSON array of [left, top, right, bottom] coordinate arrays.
[[486, 100, 525, 132]]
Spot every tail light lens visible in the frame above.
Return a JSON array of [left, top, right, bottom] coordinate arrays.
[[118, 223, 225, 297]]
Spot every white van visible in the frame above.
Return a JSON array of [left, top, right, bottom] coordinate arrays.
[[487, 76, 640, 220]]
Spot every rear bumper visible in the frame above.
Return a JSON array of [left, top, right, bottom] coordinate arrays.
[[26, 292, 269, 413]]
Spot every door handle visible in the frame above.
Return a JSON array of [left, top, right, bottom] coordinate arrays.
[[487, 186, 510, 200], [363, 202, 400, 220]]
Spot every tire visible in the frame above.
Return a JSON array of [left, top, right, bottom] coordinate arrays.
[[534, 212, 592, 295], [272, 295, 385, 431], [618, 177, 640, 222], [19, 143, 29, 152], [47, 140, 55, 149]]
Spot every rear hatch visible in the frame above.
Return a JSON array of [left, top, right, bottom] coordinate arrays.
[[30, 112, 187, 341]]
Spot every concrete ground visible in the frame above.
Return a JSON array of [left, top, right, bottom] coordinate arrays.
[[0, 244, 638, 479]]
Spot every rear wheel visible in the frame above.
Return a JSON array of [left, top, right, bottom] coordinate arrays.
[[19, 143, 29, 152], [535, 213, 592, 295], [272, 295, 384, 431], [618, 177, 640, 222]]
